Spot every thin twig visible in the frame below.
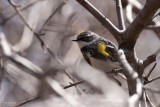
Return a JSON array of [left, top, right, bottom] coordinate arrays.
[[124, 0, 142, 23], [46, 77, 81, 107], [143, 90, 148, 107], [15, 79, 83, 107], [146, 76, 160, 84], [40, 1, 65, 31], [76, 0, 123, 43], [0, 56, 4, 90], [128, 0, 142, 11], [8, 0, 40, 36], [115, 0, 125, 30], [123, 0, 160, 48], [63, 80, 84, 89], [14, 96, 40, 107], [117, 73, 127, 80], [5, 0, 39, 21], [8, 0, 74, 82], [146, 63, 157, 79], [125, 3, 133, 23], [143, 54, 156, 70], [144, 87, 160, 93], [145, 92, 155, 107], [140, 48, 159, 76], [152, 12, 160, 20], [0, 27, 44, 74], [12, 0, 45, 52]]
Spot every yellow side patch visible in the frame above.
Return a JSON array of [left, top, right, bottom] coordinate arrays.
[[97, 42, 110, 57]]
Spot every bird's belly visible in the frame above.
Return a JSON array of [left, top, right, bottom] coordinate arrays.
[[90, 57, 120, 72]]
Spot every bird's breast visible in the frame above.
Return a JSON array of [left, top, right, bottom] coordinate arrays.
[[89, 57, 120, 72]]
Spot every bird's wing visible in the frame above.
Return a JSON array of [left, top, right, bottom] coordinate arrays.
[[98, 39, 118, 61], [81, 46, 92, 65], [82, 52, 91, 65]]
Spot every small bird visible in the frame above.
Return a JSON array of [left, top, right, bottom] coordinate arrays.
[[72, 31, 120, 72]]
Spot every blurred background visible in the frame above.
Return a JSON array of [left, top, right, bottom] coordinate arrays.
[[0, 0, 160, 107]]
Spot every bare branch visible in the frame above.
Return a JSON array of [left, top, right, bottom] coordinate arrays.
[[117, 73, 127, 80], [143, 54, 156, 70], [0, 27, 12, 56], [117, 49, 143, 107], [124, 0, 142, 23], [128, 0, 142, 11], [63, 80, 84, 89], [146, 13, 160, 30], [125, 3, 133, 23], [75, 57, 128, 105], [14, 97, 40, 107], [5, 0, 39, 21], [40, 1, 66, 31], [123, 0, 160, 48], [0, 26, 44, 75], [46, 77, 82, 107], [147, 12, 160, 29], [142, 90, 155, 107], [0, 57, 4, 90], [8, 0, 40, 36], [13, 1, 45, 52], [124, 0, 160, 38], [145, 91, 155, 107], [146, 63, 157, 79], [7, 0, 75, 82], [146, 76, 160, 84], [140, 48, 159, 76], [144, 87, 160, 93], [11, 54, 44, 74], [115, 0, 125, 30], [76, 0, 123, 43], [143, 90, 147, 107]]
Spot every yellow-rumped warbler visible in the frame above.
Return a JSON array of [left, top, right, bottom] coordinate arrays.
[[72, 31, 120, 72]]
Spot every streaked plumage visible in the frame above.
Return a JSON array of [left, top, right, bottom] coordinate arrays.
[[73, 31, 120, 72]]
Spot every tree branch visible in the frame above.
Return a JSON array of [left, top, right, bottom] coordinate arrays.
[[76, 0, 123, 43], [40, 1, 66, 31], [125, 3, 133, 23], [145, 91, 155, 107], [146, 76, 160, 84], [146, 63, 157, 79], [63, 80, 84, 89], [12, 0, 45, 52], [0, 26, 44, 74], [123, 0, 160, 47], [8, 0, 75, 82], [124, 0, 142, 23], [115, 0, 125, 30], [46, 77, 81, 107], [8, 0, 40, 36], [4, 0, 39, 22], [117, 49, 143, 106], [143, 54, 156, 70]]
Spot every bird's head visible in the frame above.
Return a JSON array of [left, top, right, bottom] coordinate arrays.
[[72, 31, 99, 48]]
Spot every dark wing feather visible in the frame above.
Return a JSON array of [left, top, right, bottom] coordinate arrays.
[[80, 37, 118, 63], [81, 46, 92, 65], [82, 52, 91, 65]]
